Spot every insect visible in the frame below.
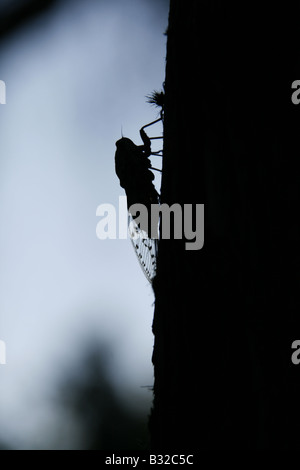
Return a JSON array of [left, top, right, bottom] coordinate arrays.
[[115, 95, 164, 282]]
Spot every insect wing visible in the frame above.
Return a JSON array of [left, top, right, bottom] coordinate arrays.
[[128, 214, 158, 283]]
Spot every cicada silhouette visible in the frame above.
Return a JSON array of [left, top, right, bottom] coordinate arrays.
[[115, 115, 163, 283]]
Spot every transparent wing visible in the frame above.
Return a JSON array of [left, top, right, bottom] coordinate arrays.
[[128, 214, 158, 283]]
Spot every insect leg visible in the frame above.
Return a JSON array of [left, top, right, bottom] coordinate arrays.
[[140, 116, 162, 131], [151, 166, 162, 172], [151, 151, 163, 156], [140, 117, 163, 159]]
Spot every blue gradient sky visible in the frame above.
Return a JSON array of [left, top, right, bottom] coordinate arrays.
[[0, 0, 168, 448]]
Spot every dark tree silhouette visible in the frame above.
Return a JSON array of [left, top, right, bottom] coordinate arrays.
[[0, 0, 57, 40], [57, 345, 150, 450], [150, 1, 300, 450]]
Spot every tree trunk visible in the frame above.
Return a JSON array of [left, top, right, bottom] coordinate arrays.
[[150, 1, 300, 450]]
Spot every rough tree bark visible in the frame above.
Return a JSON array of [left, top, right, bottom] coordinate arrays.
[[150, 1, 300, 450]]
